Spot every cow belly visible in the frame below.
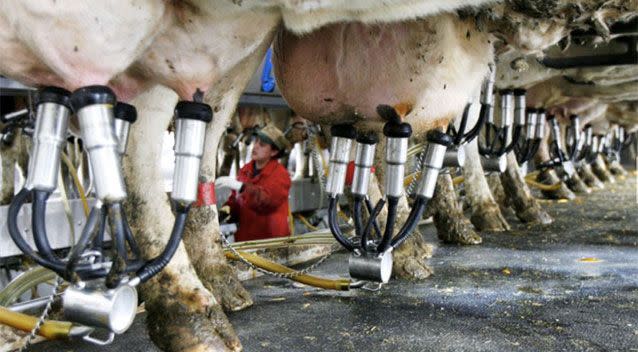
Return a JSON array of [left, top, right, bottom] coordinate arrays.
[[273, 14, 492, 132]]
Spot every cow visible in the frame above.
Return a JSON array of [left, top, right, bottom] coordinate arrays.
[[1, 1, 636, 351]]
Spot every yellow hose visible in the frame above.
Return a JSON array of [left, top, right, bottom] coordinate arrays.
[[225, 251, 351, 291], [525, 178, 562, 191], [453, 176, 464, 186], [288, 208, 295, 237], [60, 152, 89, 217], [295, 214, 320, 231], [0, 307, 72, 340]]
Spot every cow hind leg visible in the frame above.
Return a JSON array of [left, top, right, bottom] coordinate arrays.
[[125, 86, 241, 351], [565, 171, 591, 194], [592, 155, 616, 183], [179, 43, 274, 312], [607, 158, 628, 177], [500, 153, 553, 224], [432, 173, 482, 245], [462, 140, 510, 232], [579, 163, 605, 189]]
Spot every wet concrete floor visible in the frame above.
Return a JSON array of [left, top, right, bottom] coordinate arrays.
[[30, 175, 638, 351]]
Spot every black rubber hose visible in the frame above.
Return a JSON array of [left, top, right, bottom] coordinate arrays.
[[525, 139, 541, 163], [461, 102, 488, 145], [65, 206, 103, 279], [8, 188, 107, 280], [453, 104, 470, 145], [479, 123, 497, 155], [376, 196, 399, 253], [135, 203, 191, 284], [32, 190, 59, 262], [364, 198, 382, 240], [503, 125, 522, 154], [327, 197, 355, 252], [106, 203, 128, 262], [120, 207, 141, 258], [361, 198, 386, 249], [516, 139, 530, 164], [390, 196, 426, 249], [353, 196, 365, 249], [91, 209, 107, 252]]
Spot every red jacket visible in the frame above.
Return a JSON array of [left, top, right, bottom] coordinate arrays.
[[226, 159, 291, 242]]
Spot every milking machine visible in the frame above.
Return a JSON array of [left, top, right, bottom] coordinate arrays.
[[6, 86, 212, 341], [477, 81, 516, 172], [326, 106, 452, 284], [533, 113, 575, 179], [605, 124, 634, 162]]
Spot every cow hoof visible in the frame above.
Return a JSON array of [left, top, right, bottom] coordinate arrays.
[[470, 203, 510, 232], [392, 256, 433, 280], [202, 263, 253, 312], [439, 227, 482, 245], [566, 177, 591, 194], [516, 205, 553, 225], [540, 183, 576, 200], [146, 294, 241, 352], [392, 233, 434, 280], [608, 163, 628, 177]]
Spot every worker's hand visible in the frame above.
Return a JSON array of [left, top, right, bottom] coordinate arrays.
[[215, 176, 243, 191]]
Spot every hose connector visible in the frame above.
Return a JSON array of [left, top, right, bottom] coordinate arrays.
[[348, 250, 393, 283], [62, 282, 138, 334]]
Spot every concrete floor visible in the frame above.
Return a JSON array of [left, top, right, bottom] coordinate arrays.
[[30, 175, 638, 351]]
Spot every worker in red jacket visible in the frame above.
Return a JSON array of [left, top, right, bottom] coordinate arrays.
[[215, 124, 292, 242]]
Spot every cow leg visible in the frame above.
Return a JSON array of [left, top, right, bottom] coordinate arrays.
[[125, 86, 240, 351], [0, 132, 29, 205], [592, 154, 615, 183], [565, 171, 591, 194], [607, 158, 628, 177], [462, 139, 510, 232], [500, 153, 553, 224], [181, 46, 273, 312], [486, 173, 512, 215], [431, 173, 482, 244], [579, 163, 605, 189]]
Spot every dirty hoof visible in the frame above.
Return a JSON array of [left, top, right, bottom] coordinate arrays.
[[146, 296, 241, 352], [566, 175, 591, 194], [608, 164, 628, 177], [540, 183, 576, 200], [439, 226, 482, 245], [592, 164, 616, 184], [393, 256, 433, 280], [579, 168, 604, 189], [470, 203, 510, 232], [392, 233, 434, 280], [516, 205, 553, 225], [202, 263, 253, 312]]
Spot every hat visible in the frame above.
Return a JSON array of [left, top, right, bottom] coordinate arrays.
[[254, 124, 292, 157]]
